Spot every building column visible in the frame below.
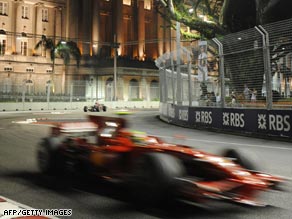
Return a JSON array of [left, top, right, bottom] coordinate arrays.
[[11, 1, 20, 53], [157, 12, 164, 57], [113, 0, 123, 55], [140, 76, 148, 101], [65, 0, 69, 39], [34, 3, 43, 55], [32, 3, 39, 53], [55, 7, 63, 41], [80, 0, 93, 55], [138, 0, 145, 60], [92, 0, 100, 56]]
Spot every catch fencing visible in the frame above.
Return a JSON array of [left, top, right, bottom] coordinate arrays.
[[156, 18, 292, 110], [156, 18, 292, 140]]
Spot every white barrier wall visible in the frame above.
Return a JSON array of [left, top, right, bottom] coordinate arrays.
[[0, 101, 160, 112]]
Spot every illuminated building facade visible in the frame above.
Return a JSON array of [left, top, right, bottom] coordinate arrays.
[[0, 0, 172, 101]]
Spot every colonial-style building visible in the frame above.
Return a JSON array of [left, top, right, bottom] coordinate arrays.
[[0, 0, 173, 102]]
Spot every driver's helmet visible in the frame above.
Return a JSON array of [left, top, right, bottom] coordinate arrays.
[[129, 130, 147, 144]]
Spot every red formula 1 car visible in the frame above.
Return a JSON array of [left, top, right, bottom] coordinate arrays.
[[37, 115, 285, 207]]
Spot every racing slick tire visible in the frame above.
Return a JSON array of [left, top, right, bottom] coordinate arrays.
[[222, 148, 258, 171], [131, 152, 185, 205], [37, 137, 62, 174], [83, 106, 88, 112]]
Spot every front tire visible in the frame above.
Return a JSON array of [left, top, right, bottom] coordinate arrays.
[[222, 148, 258, 170], [131, 153, 185, 205]]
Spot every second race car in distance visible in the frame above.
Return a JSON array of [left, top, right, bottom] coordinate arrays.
[[37, 115, 286, 207], [83, 101, 107, 112]]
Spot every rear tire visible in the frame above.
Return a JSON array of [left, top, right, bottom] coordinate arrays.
[[83, 106, 88, 112], [37, 137, 62, 174]]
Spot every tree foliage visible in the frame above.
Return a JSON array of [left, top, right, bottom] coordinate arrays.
[[156, 0, 292, 99], [155, 0, 292, 39], [35, 35, 81, 68], [155, 0, 226, 40]]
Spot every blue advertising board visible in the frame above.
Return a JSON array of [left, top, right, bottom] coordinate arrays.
[[160, 103, 292, 140]]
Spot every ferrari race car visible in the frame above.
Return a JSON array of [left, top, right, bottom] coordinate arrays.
[[83, 103, 107, 112], [37, 115, 286, 207]]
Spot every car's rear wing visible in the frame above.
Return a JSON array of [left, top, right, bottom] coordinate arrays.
[[57, 122, 98, 133], [88, 115, 128, 130]]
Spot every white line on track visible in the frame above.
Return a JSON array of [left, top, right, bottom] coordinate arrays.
[[155, 135, 292, 151]]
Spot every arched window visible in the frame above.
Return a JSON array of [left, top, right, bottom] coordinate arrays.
[[3, 76, 12, 94], [0, 29, 7, 55], [46, 80, 51, 94], [25, 79, 34, 94], [105, 77, 113, 101], [129, 79, 139, 100], [150, 80, 159, 100]]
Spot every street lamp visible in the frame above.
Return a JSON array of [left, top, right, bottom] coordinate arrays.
[[111, 35, 120, 101]]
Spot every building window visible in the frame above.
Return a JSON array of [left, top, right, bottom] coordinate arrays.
[[46, 68, 53, 73], [4, 66, 13, 72], [105, 78, 113, 101], [25, 79, 34, 95], [123, 0, 131, 6], [3, 77, 12, 93], [26, 67, 34, 72], [144, 0, 152, 10], [21, 5, 29, 19], [42, 9, 48, 22], [129, 79, 139, 100], [0, 38, 6, 55], [0, 2, 8, 15], [21, 41, 28, 56], [150, 80, 159, 100]]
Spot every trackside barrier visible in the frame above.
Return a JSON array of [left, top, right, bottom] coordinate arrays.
[[160, 103, 292, 140], [0, 101, 159, 112]]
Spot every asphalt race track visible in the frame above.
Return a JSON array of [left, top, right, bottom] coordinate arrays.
[[0, 110, 292, 219]]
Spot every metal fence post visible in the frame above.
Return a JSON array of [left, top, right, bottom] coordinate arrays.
[[22, 82, 25, 111], [46, 83, 50, 110], [187, 52, 192, 106], [163, 62, 168, 103], [176, 22, 182, 105], [255, 26, 272, 110], [170, 53, 175, 104], [70, 83, 73, 109], [213, 38, 225, 108], [182, 47, 193, 106]]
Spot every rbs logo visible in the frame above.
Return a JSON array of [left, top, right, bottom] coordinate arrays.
[[168, 107, 175, 118], [195, 111, 212, 124], [179, 109, 188, 121], [258, 113, 291, 132], [269, 114, 290, 132], [223, 112, 245, 128]]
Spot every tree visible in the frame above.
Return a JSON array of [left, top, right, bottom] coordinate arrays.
[[155, 0, 226, 40], [35, 35, 81, 70], [222, 0, 292, 97], [35, 35, 81, 94], [155, 0, 292, 39]]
